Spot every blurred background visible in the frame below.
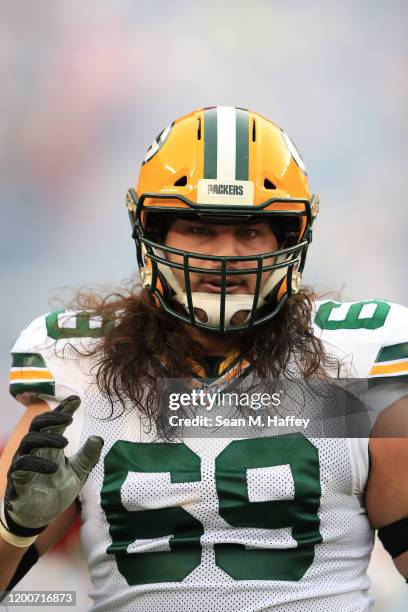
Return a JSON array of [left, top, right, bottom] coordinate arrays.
[[0, 0, 407, 610]]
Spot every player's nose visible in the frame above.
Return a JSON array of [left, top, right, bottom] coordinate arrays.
[[213, 231, 241, 257]]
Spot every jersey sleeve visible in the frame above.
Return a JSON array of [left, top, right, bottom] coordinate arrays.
[[368, 302, 408, 384], [9, 310, 109, 456], [313, 300, 408, 422], [9, 311, 88, 410]]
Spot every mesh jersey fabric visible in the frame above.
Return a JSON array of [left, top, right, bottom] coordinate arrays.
[[8, 300, 408, 610]]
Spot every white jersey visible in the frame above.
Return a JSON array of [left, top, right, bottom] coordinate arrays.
[[9, 300, 408, 611]]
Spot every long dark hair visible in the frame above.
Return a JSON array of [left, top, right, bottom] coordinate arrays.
[[61, 282, 340, 437]]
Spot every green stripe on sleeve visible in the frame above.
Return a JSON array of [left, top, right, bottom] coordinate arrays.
[[235, 108, 249, 180], [12, 352, 47, 368], [203, 108, 217, 179], [376, 342, 408, 363], [368, 375, 408, 388], [10, 381, 55, 398]]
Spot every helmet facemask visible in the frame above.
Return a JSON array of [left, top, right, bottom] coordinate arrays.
[[129, 190, 317, 333]]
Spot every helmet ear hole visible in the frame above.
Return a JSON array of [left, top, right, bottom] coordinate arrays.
[[264, 178, 276, 190], [174, 175, 187, 186]]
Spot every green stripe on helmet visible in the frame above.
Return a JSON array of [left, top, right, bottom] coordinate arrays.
[[203, 108, 218, 179], [235, 108, 249, 180]]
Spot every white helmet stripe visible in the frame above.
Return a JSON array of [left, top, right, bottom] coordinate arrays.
[[216, 106, 237, 180]]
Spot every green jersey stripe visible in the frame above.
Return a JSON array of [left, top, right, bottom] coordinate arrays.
[[203, 108, 218, 179], [12, 352, 47, 368], [10, 381, 55, 397], [368, 374, 408, 388], [376, 342, 408, 363], [235, 108, 249, 180]]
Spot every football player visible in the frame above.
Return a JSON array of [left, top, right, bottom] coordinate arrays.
[[1, 107, 408, 611]]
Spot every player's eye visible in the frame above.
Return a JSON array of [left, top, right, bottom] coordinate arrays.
[[190, 226, 213, 236], [237, 228, 258, 239]]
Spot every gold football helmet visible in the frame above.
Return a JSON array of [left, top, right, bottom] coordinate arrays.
[[127, 106, 319, 332]]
